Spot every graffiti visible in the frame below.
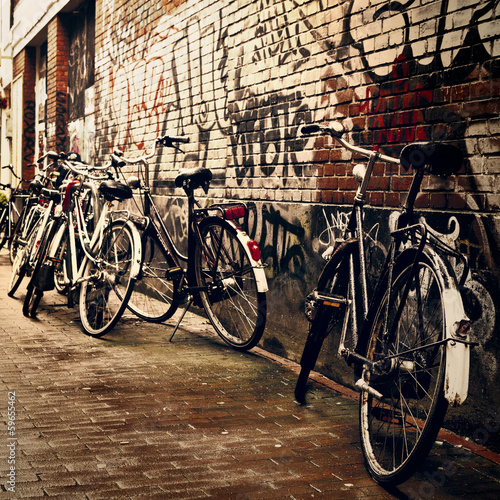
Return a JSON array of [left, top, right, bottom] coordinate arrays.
[[68, 1, 95, 121], [248, 204, 307, 287], [253, 0, 311, 71], [55, 91, 68, 152], [230, 90, 311, 184], [22, 100, 36, 167]]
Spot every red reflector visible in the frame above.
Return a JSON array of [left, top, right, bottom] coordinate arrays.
[[224, 205, 245, 220], [247, 240, 261, 261]]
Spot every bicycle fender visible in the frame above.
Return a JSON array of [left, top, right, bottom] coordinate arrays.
[[123, 220, 143, 280], [226, 220, 269, 294], [423, 246, 470, 406]]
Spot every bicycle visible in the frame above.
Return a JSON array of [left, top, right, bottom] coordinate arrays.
[[21, 155, 143, 338], [294, 123, 475, 485], [0, 165, 34, 259], [7, 158, 63, 298], [112, 134, 268, 351]]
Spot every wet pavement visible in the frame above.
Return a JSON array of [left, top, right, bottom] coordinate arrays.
[[0, 249, 499, 499]]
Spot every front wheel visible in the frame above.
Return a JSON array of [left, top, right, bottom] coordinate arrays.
[[359, 252, 448, 485], [0, 207, 9, 250], [295, 240, 360, 404], [79, 221, 139, 337], [7, 214, 43, 297], [194, 218, 266, 351]]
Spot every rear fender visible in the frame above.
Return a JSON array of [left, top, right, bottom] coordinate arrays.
[[423, 246, 470, 406]]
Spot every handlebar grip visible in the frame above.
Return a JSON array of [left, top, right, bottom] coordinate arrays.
[[170, 135, 190, 144], [301, 124, 321, 135], [110, 154, 126, 168], [158, 135, 190, 145]]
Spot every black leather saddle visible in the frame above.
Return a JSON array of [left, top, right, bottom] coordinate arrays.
[[400, 142, 463, 176], [175, 167, 212, 192], [99, 180, 133, 201]]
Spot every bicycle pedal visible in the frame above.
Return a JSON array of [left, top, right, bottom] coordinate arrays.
[[166, 266, 183, 279], [317, 293, 348, 308]]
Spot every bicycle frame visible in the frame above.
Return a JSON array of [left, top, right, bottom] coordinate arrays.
[[310, 127, 472, 407], [50, 180, 142, 291], [116, 142, 267, 296]]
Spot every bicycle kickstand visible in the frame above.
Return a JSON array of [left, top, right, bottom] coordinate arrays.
[[169, 297, 194, 342]]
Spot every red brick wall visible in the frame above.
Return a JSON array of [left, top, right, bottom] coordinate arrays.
[[46, 15, 69, 153], [93, 0, 500, 214], [90, 0, 500, 428], [13, 47, 36, 182]]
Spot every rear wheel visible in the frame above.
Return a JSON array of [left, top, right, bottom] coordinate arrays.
[[79, 221, 138, 337], [126, 231, 179, 322], [359, 252, 448, 485], [194, 218, 266, 351]]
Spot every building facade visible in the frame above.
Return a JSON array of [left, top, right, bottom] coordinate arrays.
[[1, 0, 499, 445]]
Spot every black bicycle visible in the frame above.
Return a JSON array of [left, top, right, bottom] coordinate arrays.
[[295, 123, 475, 485], [113, 135, 268, 351], [0, 165, 35, 260]]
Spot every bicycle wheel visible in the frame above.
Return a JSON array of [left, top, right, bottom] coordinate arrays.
[[22, 218, 59, 317], [0, 206, 9, 250], [7, 213, 43, 297], [8, 203, 42, 265], [194, 218, 266, 351], [359, 251, 448, 485], [53, 229, 69, 294], [79, 221, 138, 337], [295, 240, 359, 403], [126, 230, 179, 322]]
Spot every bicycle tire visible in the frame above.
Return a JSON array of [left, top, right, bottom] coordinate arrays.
[[23, 284, 43, 318], [359, 250, 448, 485], [79, 221, 139, 337], [9, 203, 39, 264], [295, 240, 360, 403], [194, 218, 266, 351], [53, 229, 69, 294], [0, 207, 9, 250], [7, 213, 43, 297], [126, 230, 179, 322], [22, 219, 58, 316]]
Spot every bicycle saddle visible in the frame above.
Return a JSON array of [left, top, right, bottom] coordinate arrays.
[[175, 167, 212, 192], [400, 142, 463, 176], [99, 180, 133, 201]]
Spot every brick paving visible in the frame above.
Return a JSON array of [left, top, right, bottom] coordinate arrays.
[[0, 249, 499, 499]]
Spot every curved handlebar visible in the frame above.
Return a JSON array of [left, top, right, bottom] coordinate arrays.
[[301, 123, 400, 165], [60, 159, 112, 181], [115, 134, 190, 165]]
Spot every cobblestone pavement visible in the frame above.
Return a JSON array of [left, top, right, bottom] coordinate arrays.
[[0, 250, 499, 499]]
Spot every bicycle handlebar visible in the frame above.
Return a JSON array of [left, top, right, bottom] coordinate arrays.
[[114, 134, 190, 165], [60, 159, 112, 181], [2, 164, 21, 179], [301, 123, 400, 165]]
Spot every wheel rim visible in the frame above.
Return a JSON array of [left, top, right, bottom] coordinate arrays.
[[360, 260, 447, 482], [80, 224, 135, 336], [196, 222, 263, 348], [127, 235, 178, 321]]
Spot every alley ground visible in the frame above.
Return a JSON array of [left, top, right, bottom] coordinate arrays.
[[0, 249, 499, 499]]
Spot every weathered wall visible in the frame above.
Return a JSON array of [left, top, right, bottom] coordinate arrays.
[[93, 0, 500, 446]]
